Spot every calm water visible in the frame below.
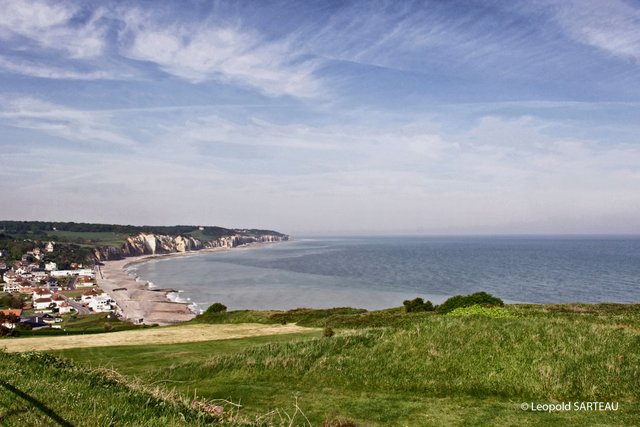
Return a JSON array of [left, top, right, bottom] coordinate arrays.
[[129, 236, 640, 312]]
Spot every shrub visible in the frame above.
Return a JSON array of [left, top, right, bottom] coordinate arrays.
[[205, 302, 227, 314], [403, 297, 435, 313], [15, 322, 32, 331], [0, 293, 23, 309], [103, 322, 113, 332], [436, 291, 504, 314], [323, 327, 335, 338]]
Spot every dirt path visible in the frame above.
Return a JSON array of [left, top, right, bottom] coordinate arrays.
[[0, 323, 317, 352]]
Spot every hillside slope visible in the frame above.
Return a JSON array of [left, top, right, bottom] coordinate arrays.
[[0, 351, 221, 426]]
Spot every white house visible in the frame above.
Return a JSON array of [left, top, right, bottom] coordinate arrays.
[[3, 271, 18, 285], [51, 294, 66, 308], [2, 281, 21, 293], [44, 262, 58, 271], [33, 297, 54, 311], [81, 289, 99, 302], [51, 269, 95, 279], [31, 270, 47, 280], [32, 288, 52, 301], [45, 241, 55, 252], [57, 302, 74, 314], [88, 295, 114, 312]]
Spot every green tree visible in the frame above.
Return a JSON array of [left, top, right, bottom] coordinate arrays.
[[403, 297, 435, 313], [205, 302, 227, 314], [0, 294, 23, 309]]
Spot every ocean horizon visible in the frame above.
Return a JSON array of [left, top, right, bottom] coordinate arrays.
[[126, 235, 640, 313]]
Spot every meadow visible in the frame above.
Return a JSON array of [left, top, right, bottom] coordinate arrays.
[[45, 230, 129, 247], [1, 304, 639, 425]]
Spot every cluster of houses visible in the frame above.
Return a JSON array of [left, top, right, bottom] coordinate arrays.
[[0, 241, 119, 329], [1, 288, 117, 330]]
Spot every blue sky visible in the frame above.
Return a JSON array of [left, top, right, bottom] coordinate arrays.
[[1, 0, 639, 235]]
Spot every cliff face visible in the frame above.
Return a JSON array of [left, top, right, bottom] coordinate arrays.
[[93, 232, 288, 261], [123, 233, 203, 256]]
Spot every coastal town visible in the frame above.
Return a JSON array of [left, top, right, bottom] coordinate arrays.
[[0, 222, 290, 331], [0, 241, 118, 333]]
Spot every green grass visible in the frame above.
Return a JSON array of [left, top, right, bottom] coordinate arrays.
[[193, 307, 369, 326], [0, 351, 224, 426], [45, 304, 640, 426], [45, 230, 128, 247], [446, 304, 515, 318], [49, 331, 320, 377], [186, 229, 211, 243], [192, 306, 434, 329]]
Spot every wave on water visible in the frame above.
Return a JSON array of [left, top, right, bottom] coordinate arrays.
[[166, 290, 190, 304], [188, 302, 203, 315]]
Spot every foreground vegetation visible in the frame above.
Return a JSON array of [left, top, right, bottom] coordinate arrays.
[[28, 303, 636, 426], [0, 351, 223, 426]]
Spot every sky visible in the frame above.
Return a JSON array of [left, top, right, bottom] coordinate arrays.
[[1, 0, 639, 236]]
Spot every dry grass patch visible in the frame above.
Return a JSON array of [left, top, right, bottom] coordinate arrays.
[[1, 323, 318, 352]]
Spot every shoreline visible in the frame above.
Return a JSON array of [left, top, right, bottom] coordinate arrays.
[[96, 242, 279, 326]]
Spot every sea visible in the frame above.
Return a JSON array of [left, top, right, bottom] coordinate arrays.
[[127, 236, 640, 313]]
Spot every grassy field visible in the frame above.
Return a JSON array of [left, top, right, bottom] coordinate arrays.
[[2, 323, 318, 352], [30, 304, 638, 426], [45, 230, 129, 247], [0, 351, 230, 426]]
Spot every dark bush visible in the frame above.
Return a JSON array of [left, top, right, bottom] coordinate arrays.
[[15, 322, 32, 331], [205, 302, 227, 314], [436, 291, 504, 314], [403, 297, 435, 313], [0, 293, 23, 309], [323, 327, 335, 338], [103, 322, 113, 332]]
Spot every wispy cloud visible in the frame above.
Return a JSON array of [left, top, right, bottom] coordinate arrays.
[[162, 115, 355, 151], [297, 1, 566, 78], [118, 8, 324, 98], [0, 0, 108, 59], [0, 97, 136, 146], [537, 0, 640, 63], [2, 0, 638, 97], [0, 0, 133, 82], [0, 56, 124, 80]]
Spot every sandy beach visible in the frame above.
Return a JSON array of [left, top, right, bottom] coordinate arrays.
[[96, 248, 227, 326]]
